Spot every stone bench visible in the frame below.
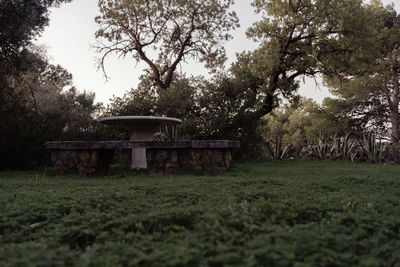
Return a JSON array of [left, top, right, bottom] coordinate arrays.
[[45, 140, 240, 175]]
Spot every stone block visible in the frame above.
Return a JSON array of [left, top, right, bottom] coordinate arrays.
[[50, 150, 77, 172], [50, 149, 114, 175], [199, 149, 232, 174], [147, 149, 178, 174]]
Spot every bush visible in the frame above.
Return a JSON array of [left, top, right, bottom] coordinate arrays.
[[0, 51, 105, 170]]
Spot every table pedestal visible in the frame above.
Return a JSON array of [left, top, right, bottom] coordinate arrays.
[[129, 131, 154, 170], [131, 147, 147, 169]]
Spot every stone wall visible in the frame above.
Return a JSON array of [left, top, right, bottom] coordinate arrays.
[[46, 140, 239, 175], [178, 149, 232, 174], [146, 149, 178, 174], [50, 150, 114, 175], [146, 148, 232, 174]]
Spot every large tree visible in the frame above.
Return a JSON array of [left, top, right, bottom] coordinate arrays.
[[95, 0, 239, 90], [325, 1, 400, 142], [241, 0, 372, 118]]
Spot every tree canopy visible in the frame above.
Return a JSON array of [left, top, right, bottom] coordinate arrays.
[[240, 0, 372, 118], [95, 0, 239, 90], [324, 1, 400, 142], [0, 0, 72, 62]]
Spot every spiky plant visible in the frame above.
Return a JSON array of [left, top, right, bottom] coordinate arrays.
[[330, 133, 358, 161], [362, 132, 387, 163], [265, 134, 290, 160], [154, 125, 179, 141], [311, 133, 330, 160]]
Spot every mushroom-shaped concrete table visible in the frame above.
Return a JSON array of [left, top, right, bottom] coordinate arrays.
[[100, 116, 182, 169]]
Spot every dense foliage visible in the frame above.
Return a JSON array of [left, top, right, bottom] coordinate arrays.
[[260, 98, 344, 156], [0, 56, 103, 169], [259, 98, 395, 163], [324, 1, 400, 142], [1, 161, 400, 266], [238, 0, 373, 118], [0, 0, 103, 169]]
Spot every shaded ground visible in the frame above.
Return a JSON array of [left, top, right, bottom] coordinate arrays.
[[1, 161, 400, 266]]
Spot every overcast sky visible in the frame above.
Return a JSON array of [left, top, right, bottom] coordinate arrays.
[[37, 0, 399, 104]]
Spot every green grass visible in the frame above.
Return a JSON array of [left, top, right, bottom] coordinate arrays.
[[1, 160, 400, 266]]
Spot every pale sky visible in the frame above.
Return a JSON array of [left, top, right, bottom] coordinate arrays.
[[37, 0, 399, 104]]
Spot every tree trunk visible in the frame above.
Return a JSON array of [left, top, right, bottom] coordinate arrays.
[[390, 108, 399, 143], [257, 70, 280, 118], [390, 74, 400, 143]]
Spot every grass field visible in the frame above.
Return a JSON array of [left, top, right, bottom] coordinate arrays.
[[1, 160, 400, 266]]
